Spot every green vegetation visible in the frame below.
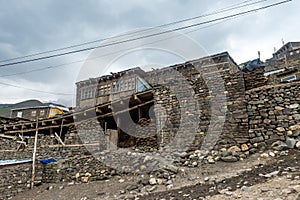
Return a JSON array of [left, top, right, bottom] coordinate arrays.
[[0, 108, 11, 117]]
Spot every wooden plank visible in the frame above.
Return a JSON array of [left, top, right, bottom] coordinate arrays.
[[0, 134, 16, 140], [59, 120, 64, 138], [54, 132, 65, 146], [107, 129, 118, 150], [0, 92, 154, 135]]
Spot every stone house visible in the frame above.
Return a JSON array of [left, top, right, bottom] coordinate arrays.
[[265, 41, 300, 84], [75, 67, 152, 108]]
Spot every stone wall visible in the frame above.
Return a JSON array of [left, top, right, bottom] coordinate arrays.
[[144, 54, 249, 151], [0, 53, 299, 199], [0, 155, 116, 200], [0, 163, 43, 199], [246, 81, 300, 150], [267, 67, 300, 85], [266, 48, 300, 72]]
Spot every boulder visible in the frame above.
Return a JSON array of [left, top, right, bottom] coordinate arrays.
[[286, 137, 296, 149], [276, 127, 285, 132], [241, 144, 249, 152], [271, 141, 288, 151], [289, 124, 300, 131], [295, 141, 300, 149], [228, 146, 241, 152], [149, 178, 157, 185], [289, 103, 299, 109], [221, 156, 238, 162]]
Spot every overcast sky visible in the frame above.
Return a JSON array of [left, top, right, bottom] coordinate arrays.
[[0, 0, 299, 107]]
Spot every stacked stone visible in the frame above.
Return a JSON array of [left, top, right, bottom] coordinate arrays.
[[133, 118, 158, 150], [41, 156, 114, 184], [243, 68, 267, 91], [147, 59, 254, 163], [76, 119, 107, 153], [217, 68, 249, 146], [246, 82, 300, 151], [145, 57, 250, 152], [152, 83, 181, 147], [0, 137, 18, 150], [0, 163, 44, 199], [64, 129, 83, 145]]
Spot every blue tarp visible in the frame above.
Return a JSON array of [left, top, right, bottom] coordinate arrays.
[[39, 158, 61, 164]]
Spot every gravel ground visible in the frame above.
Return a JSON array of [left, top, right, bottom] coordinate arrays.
[[13, 150, 299, 200]]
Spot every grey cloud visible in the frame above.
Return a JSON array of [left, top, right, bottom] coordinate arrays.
[[0, 0, 298, 106]]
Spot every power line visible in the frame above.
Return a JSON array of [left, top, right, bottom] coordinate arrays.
[[0, 0, 261, 64], [0, 0, 291, 96], [0, 17, 233, 78], [0, 0, 291, 68], [0, 19, 231, 96], [0, 81, 74, 96], [0, 0, 269, 66]]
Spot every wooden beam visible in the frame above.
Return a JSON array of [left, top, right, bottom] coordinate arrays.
[[96, 107, 102, 114], [54, 132, 65, 146], [134, 95, 142, 103], [0, 134, 16, 140], [59, 120, 64, 138]]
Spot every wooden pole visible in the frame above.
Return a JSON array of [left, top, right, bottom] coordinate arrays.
[[54, 132, 65, 146], [284, 53, 288, 69], [116, 116, 120, 148], [59, 119, 64, 138], [138, 107, 141, 121], [31, 118, 39, 189]]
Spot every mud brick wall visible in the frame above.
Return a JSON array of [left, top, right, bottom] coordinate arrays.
[[246, 81, 300, 148]]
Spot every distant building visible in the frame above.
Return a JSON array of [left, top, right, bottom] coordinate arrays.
[[265, 41, 300, 83], [10, 100, 69, 120], [273, 42, 300, 59]]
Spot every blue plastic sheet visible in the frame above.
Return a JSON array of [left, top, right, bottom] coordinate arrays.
[[39, 158, 61, 164]]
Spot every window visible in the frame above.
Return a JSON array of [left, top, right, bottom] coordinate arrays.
[[17, 111, 22, 118], [81, 87, 96, 99], [281, 75, 296, 82], [40, 110, 45, 116], [136, 77, 151, 92], [50, 109, 55, 115], [97, 84, 112, 96], [191, 73, 200, 80], [31, 110, 37, 117]]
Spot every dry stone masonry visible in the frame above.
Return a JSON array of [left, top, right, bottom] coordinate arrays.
[[0, 52, 299, 199]]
